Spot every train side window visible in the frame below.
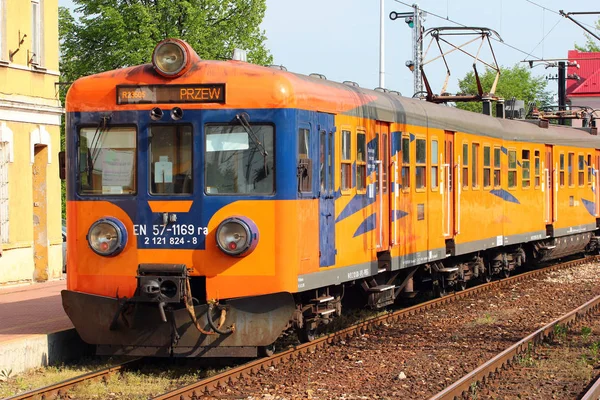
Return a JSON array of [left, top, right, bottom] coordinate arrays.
[[472, 143, 479, 189], [521, 149, 530, 188], [383, 133, 388, 193], [402, 136, 411, 190], [493, 147, 501, 188], [508, 150, 517, 188], [431, 139, 439, 190], [568, 152, 574, 187], [483, 146, 491, 188], [298, 128, 311, 193], [588, 154, 593, 186], [578, 154, 585, 187], [416, 138, 426, 189], [462, 143, 468, 189], [341, 129, 352, 192], [150, 125, 193, 195], [534, 150, 540, 188], [356, 132, 366, 191], [559, 154, 565, 187]]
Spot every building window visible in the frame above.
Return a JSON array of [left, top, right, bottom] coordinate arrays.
[[522, 149, 530, 188], [534, 150, 540, 188], [568, 152, 574, 186], [356, 132, 366, 191], [560, 153, 565, 187], [508, 150, 517, 188], [401, 136, 410, 190], [431, 139, 438, 190], [462, 143, 468, 188], [578, 154, 585, 186], [416, 138, 426, 189], [0, 0, 6, 62], [341, 130, 351, 191], [472, 143, 479, 189], [493, 147, 501, 187], [0, 142, 8, 243], [31, 0, 43, 66]]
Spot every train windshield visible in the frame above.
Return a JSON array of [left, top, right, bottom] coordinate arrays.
[[205, 124, 274, 195], [78, 127, 136, 195]]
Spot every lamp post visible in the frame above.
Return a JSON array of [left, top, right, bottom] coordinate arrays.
[[390, 4, 423, 96]]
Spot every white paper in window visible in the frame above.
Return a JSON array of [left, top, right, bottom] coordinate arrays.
[[102, 150, 134, 187], [155, 156, 173, 183], [206, 132, 249, 152]]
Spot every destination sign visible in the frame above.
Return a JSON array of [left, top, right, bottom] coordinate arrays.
[[116, 84, 226, 105]]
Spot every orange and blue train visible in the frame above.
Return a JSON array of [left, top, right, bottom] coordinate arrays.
[[61, 39, 600, 357]]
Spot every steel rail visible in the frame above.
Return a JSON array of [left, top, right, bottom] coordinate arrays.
[[152, 256, 599, 400], [430, 262, 600, 399], [581, 375, 600, 400], [4, 358, 143, 400]]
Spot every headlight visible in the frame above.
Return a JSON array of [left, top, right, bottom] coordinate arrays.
[[152, 39, 189, 77], [87, 218, 128, 257], [215, 217, 259, 257]]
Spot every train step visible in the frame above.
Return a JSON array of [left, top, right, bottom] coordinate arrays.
[[318, 308, 337, 316], [367, 284, 395, 292], [312, 296, 334, 303]]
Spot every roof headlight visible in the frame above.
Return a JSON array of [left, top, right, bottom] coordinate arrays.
[[152, 39, 189, 77], [87, 218, 128, 257], [215, 217, 259, 257]]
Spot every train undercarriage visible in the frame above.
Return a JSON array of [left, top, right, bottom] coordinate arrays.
[[62, 231, 600, 357]]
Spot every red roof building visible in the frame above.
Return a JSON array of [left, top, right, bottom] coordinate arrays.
[[566, 50, 600, 127]]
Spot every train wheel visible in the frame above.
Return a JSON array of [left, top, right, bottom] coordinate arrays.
[[484, 274, 493, 283], [457, 280, 467, 291], [298, 327, 317, 343], [502, 269, 510, 279], [433, 281, 447, 298], [258, 343, 276, 357]]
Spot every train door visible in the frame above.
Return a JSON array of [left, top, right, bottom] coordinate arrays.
[[318, 113, 336, 267], [544, 145, 555, 224], [443, 131, 456, 238], [595, 150, 600, 216], [376, 122, 390, 251]]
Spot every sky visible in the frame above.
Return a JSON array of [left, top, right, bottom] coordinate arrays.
[[59, 0, 598, 100]]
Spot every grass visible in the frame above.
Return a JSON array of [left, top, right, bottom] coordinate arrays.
[[0, 358, 222, 399], [473, 313, 496, 325], [581, 326, 593, 341], [516, 343, 537, 368], [554, 324, 568, 342]]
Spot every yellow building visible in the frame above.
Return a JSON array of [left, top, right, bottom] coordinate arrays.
[[0, 0, 63, 284]]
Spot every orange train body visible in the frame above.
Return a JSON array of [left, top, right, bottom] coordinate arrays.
[[61, 40, 600, 357]]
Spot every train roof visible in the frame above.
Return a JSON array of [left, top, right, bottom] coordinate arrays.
[[66, 55, 600, 149]]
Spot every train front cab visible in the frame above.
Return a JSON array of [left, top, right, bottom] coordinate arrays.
[[60, 40, 341, 357]]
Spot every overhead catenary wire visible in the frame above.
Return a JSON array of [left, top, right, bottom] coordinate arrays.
[[523, 0, 598, 30], [392, 0, 544, 60]]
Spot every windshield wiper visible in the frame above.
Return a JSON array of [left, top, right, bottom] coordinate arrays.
[[87, 115, 111, 176], [235, 113, 268, 158]]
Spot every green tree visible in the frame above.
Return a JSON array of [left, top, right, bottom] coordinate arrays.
[[59, 0, 272, 83], [59, 0, 272, 218], [574, 18, 600, 52], [455, 64, 551, 115]]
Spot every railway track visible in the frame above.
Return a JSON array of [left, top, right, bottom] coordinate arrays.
[[4, 256, 596, 400], [428, 292, 600, 399], [150, 256, 599, 400], [3, 358, 143, 400]]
